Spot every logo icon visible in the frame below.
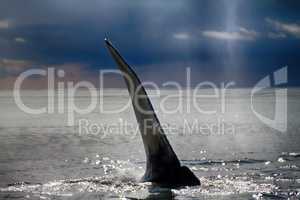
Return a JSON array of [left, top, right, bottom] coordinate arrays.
[[251, 66, 287, 132]]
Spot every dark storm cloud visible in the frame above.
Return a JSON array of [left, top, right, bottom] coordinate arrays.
[[0, 0, 299, 87]]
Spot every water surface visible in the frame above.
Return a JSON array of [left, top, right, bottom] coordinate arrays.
[[0, 89, 300, 199]]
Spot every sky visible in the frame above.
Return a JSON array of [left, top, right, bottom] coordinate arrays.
[[0, 0, 299, 89]]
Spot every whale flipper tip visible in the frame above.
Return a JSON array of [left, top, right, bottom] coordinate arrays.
[[105, 38, 114, 47]]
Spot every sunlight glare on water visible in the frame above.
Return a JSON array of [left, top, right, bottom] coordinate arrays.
[[0, 89, 300, 199]]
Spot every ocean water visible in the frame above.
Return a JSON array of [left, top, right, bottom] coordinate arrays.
[[0, 88, 300, 199]]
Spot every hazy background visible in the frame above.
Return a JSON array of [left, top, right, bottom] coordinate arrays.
[[0, 0, 299, 89]]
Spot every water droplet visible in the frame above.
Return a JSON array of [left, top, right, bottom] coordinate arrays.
[[83, 157, 89, 163], [95, 160, 101, 165], [103, 157, 109, 161], [265, 161, 271, 165], [191, 166, 198, 171], [277, 157, 285, 163]]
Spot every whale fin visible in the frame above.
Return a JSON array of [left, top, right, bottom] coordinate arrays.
[[105, 38, 200, 187]]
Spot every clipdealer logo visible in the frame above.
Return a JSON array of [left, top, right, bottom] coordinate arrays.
[[12, 66, 288, 135], [251, 66, 288, 132]]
